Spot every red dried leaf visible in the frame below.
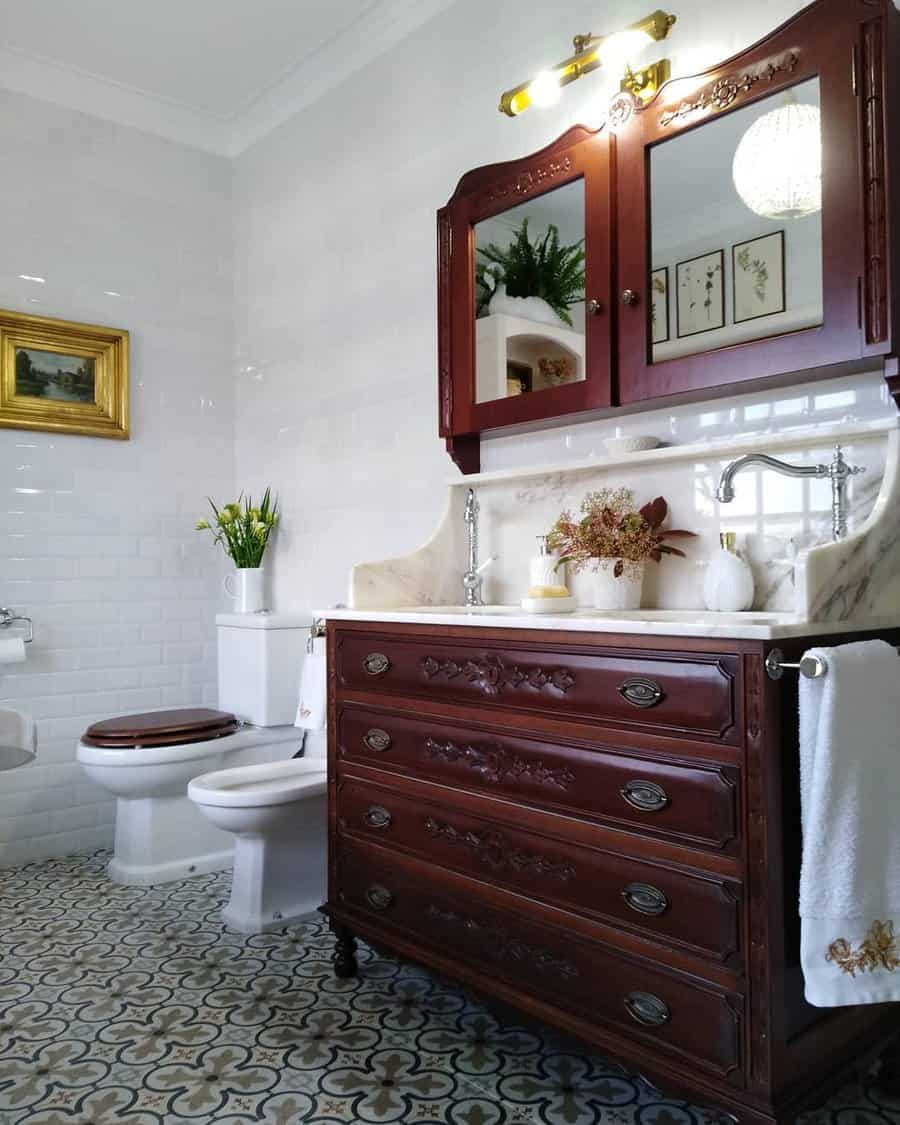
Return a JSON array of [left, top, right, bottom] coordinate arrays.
[[639, 497, 668, 529]]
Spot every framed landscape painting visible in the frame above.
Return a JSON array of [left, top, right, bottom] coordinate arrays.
[[0, 309, 128, 438]]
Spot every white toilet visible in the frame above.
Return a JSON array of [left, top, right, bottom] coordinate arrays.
[[76, 612, 320, 887], [188, 744, 327, 933]]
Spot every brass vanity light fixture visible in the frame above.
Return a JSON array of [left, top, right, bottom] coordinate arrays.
[[499, 9, 676, 117]]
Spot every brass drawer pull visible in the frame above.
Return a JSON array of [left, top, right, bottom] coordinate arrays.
[[363, 728, 392, 752], [365, 884, 394, 911], [624, 990, 670, 1027], [618, 677, 665, 709], [364, 805, 393, 829], [620, 779, 669, 813], [364, 652, 391, 676], [622, 882, 669, 917]]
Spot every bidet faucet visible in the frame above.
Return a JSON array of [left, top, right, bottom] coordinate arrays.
[[462, 488, 496, 607], [716, 444, 864, 542]]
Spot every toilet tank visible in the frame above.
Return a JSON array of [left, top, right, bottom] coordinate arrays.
[[216, 612, 311, 727]]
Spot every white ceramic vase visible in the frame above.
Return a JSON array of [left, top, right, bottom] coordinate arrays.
[[223, 567, 266, 614], [590, 559, 644, 610], [703, 547, 755, 612]]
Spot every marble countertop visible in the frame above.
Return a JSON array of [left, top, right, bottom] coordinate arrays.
[[316, 606, 900, 640]]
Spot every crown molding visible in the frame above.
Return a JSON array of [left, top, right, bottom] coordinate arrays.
[[225, 0, 459, 156], [0, 0, 459, 158], [0, 44, 233, 155]]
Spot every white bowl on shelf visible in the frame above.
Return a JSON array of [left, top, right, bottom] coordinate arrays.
[[604, 435, 661, 456]]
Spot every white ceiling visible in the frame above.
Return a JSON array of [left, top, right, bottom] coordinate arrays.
[[0, 0, 457, 156]]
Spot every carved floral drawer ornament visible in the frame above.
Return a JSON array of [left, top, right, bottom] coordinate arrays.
[[421, 654, 576, 696]]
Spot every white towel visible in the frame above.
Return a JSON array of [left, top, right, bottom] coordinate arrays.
[[294, 636, 326, 731], [799, 639, 900, 1006]]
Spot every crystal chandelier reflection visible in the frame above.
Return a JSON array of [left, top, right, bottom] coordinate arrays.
[[732, 98, 822, 220]]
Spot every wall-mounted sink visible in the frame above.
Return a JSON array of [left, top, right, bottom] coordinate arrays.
[[0, 746, 35, 771]]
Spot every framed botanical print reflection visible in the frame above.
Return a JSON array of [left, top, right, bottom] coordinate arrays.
[[0, 309, 129, 439], [650, 267, 669, 344], [733, 231, 786, 324], [676, 249, 724, 338]]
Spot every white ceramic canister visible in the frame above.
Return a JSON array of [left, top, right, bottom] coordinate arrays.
[[590, 558, 645, 610], [703, 532, 755, 612]]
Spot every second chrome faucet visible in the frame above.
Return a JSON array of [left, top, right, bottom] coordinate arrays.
[[462, 488, 496, 607]]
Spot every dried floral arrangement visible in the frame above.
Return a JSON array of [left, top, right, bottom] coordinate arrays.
[[547, 488, 695, 577]]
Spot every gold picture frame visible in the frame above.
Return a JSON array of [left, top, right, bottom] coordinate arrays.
[[0, 308, 129, 439]]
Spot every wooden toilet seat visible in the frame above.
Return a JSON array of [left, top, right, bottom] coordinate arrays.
[[81, 708, 242, 749]]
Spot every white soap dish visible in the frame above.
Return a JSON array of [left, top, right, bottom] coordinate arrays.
[[604, 435, 661, 456], [521, 596, 578, 615]]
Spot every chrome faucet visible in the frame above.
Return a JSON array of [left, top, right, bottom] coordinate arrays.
[[716, 444, 864, 541], [462, 489, 496, 607]]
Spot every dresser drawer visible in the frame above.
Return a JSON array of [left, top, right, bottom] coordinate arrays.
[[337, 706, 740, 853], [335, 631, 738, 743], [337, 778, 742, 963], [334, 841, 744, 1083]]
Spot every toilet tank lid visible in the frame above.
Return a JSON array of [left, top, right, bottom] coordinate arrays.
[[215, 611, 312, 630]]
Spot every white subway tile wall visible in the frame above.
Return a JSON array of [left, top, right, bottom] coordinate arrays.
[[0, 0, 893, 865], [230, 0, 862, 615], [0, 90, 233, 865]]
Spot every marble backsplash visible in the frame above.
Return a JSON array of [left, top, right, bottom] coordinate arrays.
[[470, 434, 888, 614], [350, 426, 899, 621]]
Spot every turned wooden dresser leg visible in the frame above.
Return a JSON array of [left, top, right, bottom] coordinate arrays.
[[332, 924, 358, 979]]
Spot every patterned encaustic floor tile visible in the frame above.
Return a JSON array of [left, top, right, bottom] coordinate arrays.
[[0, 851, 898, 1124]]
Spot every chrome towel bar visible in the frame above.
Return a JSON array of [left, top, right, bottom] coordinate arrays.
[[765, 649, 829, 680], [766, 645, 900, 681]]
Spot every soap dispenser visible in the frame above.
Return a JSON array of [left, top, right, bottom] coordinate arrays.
[[521, 535, 577, 614], [703, 532, 755, 612]]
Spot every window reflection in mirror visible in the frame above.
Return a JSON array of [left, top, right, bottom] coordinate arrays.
[[649, 77, 822, 363], [473, 179, 586, 404]]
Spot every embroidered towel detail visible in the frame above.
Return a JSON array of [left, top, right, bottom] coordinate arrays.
[[295, 636, 326, 731], [826, 919, 900, 978], [799, 639, 900, 1006]]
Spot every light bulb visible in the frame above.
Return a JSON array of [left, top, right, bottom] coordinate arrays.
[[732, 101, 822, 220], [528, 70, 562, 108], [597, 28, 653, 70]]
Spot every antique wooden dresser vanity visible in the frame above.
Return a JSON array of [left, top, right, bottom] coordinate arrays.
[[325, 0, 900, 1118], [324, 621, 900, 1125]]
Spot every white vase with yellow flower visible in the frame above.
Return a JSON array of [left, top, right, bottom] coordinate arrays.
[[196, 488, 279, 614]]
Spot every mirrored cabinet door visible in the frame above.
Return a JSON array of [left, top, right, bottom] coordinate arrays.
[[439, 125, 612, 468], [474, 179, 587, 406], [649, 77, 823, 364], [616, 0, 879, 405]]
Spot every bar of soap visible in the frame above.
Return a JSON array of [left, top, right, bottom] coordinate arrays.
[[527, 584, 570, 598]]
